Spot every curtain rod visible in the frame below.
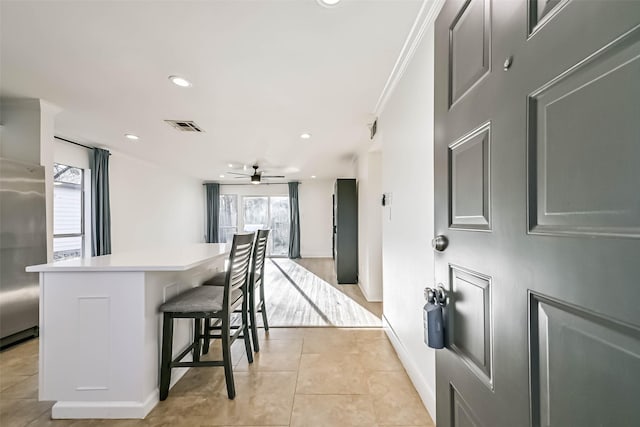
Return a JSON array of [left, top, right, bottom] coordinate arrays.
[[55, 136, 111, 155], [55, 136, 93, 150]]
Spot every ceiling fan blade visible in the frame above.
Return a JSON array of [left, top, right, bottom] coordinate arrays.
[[263, 175, 285, 178], [227, 172, 250, 176]]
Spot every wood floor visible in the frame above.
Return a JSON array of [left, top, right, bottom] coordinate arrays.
[[263, 258, 382, 327], [0, 259, 433, 426]]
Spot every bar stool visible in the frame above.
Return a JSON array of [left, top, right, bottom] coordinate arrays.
[[158, 232, 255, 400], [202, 229, 270, 352]]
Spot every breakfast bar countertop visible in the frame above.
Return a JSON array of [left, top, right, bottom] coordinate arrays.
[[26, 243, 228, 273], [27, 242, 229, 419]]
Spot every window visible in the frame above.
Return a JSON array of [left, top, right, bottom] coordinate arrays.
[[53, 164, 84, 260], [243, 196, 269, 232], [242, 196, 290, 256], [218, 193, 291, 256], [218, 194, 238, 243], [268, 196, 290, 256]]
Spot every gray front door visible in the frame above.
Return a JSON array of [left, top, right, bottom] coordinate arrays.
[[434, 1, 640, 426]]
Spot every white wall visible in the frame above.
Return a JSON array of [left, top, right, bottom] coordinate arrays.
[[220, 183, 289, 198], [357, 151, 383, 301], [108, 152, 204, 253], [379, 26, 437, 417], [298, 179, 333, 258], [54, 141, 205, 254], [220, 180, 333, 258], [1, 99, 42, 164], [54, 138, 90, 169]]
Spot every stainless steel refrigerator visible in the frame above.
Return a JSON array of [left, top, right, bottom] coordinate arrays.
[[0, 157, 46, 348]]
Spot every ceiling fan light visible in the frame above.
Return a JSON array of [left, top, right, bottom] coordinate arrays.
[[168, 75, 192, 87], [251, 174, 261, 184], [317, 0, 341, 7]]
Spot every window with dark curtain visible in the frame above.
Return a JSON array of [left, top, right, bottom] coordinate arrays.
[[205, 183, 220, 243], [90, 148, 111, 256]]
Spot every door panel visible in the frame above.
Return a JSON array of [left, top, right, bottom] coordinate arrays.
[[451, 385, 482, 427], [528, 26, 640, 237], [449, 123, 491, 230], [449, 0, 491, 106], [435, 1, 640, 426], [530, 293, 640, 427], [450, 265, 492, 388], [528, 0, 569, 36]]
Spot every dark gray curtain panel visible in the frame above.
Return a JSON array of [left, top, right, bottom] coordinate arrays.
[[288, 182, 301, 258], [205, 183, 220, 243], [90, 148, 111, 256]]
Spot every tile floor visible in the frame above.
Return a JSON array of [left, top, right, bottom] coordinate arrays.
[[0, 328, 434, 427]]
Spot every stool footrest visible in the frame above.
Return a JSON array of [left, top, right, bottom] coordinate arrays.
[[173, 342, 198, 364], [172, 361, 225, 368]]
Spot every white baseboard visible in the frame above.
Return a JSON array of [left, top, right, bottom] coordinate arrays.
[[51, 391, 157, 419], [383, 315, 436, 421], [300, 253, 332, 258], [51, 361, 191, 419], [358, 281, 382, 302]]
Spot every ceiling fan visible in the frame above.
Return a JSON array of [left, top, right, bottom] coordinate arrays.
[[227, 165, 285, 184]]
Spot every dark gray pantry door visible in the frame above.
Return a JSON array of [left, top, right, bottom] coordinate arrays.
[[433, 0, 640, 426]]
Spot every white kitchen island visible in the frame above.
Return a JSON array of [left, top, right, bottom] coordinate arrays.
[[26, 243, 229, 419]]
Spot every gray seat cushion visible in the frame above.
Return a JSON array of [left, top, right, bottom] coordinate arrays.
[[160, 285, 242, 313]]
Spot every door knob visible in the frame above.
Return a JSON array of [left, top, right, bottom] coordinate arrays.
[[431, 235, 448, 252]]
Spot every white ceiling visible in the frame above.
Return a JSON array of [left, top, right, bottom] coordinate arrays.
[[0, 0, 421, 182]]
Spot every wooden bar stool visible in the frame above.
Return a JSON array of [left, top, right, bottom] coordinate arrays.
[[202, 229, 270, 352], [158, 232, 255, 400]]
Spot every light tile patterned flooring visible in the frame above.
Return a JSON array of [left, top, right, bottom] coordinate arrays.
[[0, 329, 434, 426], [0, 259, 434, 426]]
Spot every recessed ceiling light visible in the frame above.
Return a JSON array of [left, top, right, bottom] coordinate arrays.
[[168, 75, 192, 87], [300, 133, 312, 140], [317, 0, 341, 7], [227, 163, 233, 168], [219, 174, 225, 178], [311, 175, 317, 179], [125, 134, 139, 140]]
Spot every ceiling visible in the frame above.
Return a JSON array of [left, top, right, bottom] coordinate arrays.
[[0, 0, 421, 182]]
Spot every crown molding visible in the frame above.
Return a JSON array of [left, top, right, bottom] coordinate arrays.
[[373, 0, 445, 116]]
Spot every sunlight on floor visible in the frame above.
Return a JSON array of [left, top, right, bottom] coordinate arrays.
[[262, 258, 382, 327]]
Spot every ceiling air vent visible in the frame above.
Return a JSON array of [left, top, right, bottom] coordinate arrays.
[[165, 120, 204, 132]]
